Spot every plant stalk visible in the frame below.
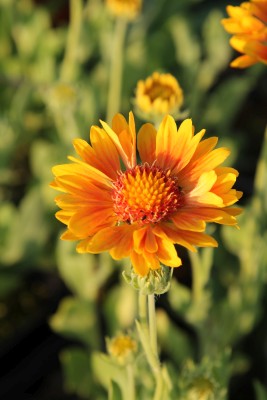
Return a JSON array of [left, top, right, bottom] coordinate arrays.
[[106, 18, 127, 123]]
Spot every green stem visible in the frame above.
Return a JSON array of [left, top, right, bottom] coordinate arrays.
[[148, 294, 157, 356], [188, 251, 202, 302], [60, 0, 83, 82], [138, 292, 147, 325], [106, 18, 127, 123], [148, 295, 164, 400], [126, 364, 136, 400], [136, 292, 165, 400]]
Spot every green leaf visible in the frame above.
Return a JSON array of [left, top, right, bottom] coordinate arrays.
[[157, 310, 194, 364], [254, 381, 267, 400], [0, 273, 21, 299], [103, 282, 137, 332], [49, 296, 100, 347], [56, 240, 113, 300], [0, 188, 49, 267], [60, 346, 92, 399], [91, 352, 128, 399], [109, 380, 123, 400]]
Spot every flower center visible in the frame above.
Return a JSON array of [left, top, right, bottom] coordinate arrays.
[[146, 83, 174, 102], [112, 164, 183, 225]]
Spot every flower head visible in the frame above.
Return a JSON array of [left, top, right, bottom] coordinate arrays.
[[51, 112, 242, 277], [187, 377, 215, 400], [107, 333, 137, 365], [221, 0, 267, 68], [134, 72, 185, 122], [106, 0, 142, 20]]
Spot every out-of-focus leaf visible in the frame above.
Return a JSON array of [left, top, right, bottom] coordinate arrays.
[[0, 273, 21, 298], [254, 381, 267, 400], [49, 296, 100, 347], [109, 380, 123, 400], [168, 279, 191, 314], [157, 309, 194, 364], [60, 346, 92, 398], [30, 139, 70, 209], [0, 188, 49, 267], [56, 240, 113, 301], [104, 282, 137, 333], [0, 117, 17, 168], [177, 350, 231, 400], [203, 10, 231, 71], [91, 352, 128, 398], [200, 69, 263, 131], [168, 16, 200, 67], [252, 126, 267, 221]]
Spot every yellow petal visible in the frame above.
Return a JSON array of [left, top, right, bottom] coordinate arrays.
[[130, 251, 150, 276], [171, 212, 206, 232], [156, 235, 182, 267]]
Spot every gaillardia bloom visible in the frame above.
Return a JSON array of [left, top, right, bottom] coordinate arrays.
[[134, 72, 184, 122], [221, 0, 267, 68], [51, 112, 242, 276], [106, 0, 142, 20], [107, 334, 137, 365]]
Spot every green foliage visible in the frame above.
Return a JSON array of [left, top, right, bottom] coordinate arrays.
[[49, 296, 100, 348], [254, 381, 267, 400], [60, 347, 93, 399]]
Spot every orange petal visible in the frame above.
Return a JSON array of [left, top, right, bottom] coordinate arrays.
[[101, 112, 137, 168], [53, 174, 112, 200], [171, 212, 206, 232], [154, 223, 218, 251], [182, 148, 231, 190], [130, 251, 150, 276], [56, 210, 73, 224], [78, 127, 120, 180], [230, 54, 258, 68], [137, 123, 157, 164], [52, 160, 111, 189], [133, 226, 159, 254], [61, 230, 79, 240], [77, 225, 135, 256], [69, 207, 115, 237]]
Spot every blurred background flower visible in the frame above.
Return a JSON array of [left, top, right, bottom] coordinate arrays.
[[133, 71, 186, 123], [106, 0, 142, 20]]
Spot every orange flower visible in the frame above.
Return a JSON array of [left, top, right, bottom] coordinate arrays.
[[51, 113, 242, 276], [221, 0, 267, 68]]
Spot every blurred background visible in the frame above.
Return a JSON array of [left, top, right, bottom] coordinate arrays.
[[0, 0, 267, 399]]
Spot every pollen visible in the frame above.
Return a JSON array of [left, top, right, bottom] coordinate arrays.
[[112, 164, 183, 225]]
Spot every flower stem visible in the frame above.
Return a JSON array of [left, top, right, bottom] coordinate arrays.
[[60, 0, 83, 82], [148, 294, 157, 356], [126, 364, 136, 400], [138, 292, 147, 325], [137, 292, 165, 399], [106, 18, 127, 124]]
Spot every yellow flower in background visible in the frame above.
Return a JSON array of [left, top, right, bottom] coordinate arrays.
[[134, 72, 185, 122], [107, 334, 137, 365], [187, 377, 215, 400], [51, 112, 242, 277], [221, 0, 267, 68], [106, 0, 142, 20]]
